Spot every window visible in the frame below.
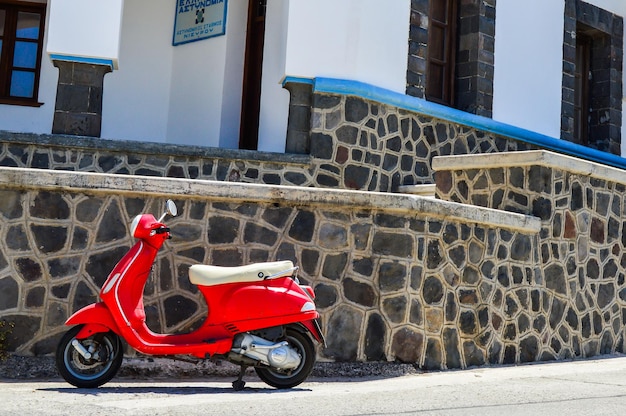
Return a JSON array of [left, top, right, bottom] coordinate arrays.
[[562, 0, 622, 154], [0, 1, 46, 106], [574, 25, 613, 149], [425, 0, 457, 106], [406, 0, 496, 117]]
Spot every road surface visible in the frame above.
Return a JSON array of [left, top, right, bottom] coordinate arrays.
[[2, 356, 626, 415]]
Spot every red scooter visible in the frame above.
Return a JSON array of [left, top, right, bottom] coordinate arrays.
[[56, 200, 324, 390]]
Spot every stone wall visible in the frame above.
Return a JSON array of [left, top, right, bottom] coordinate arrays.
[[307, 93, 532, 192], [0, 166, 546, 370], [434, 150, 626, 359], [0, 132, 315, 187], [2, 83, 626, 368], [1, 89, 533, 193], [9, 149, 626, 366]]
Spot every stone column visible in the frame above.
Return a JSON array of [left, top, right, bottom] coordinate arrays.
[[284, 81, 313, 154], [46, 0, 123, 137], [51, 61, 111, 137]]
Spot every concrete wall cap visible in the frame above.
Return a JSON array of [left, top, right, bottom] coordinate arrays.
[[432, 150, 626, 185], [0, 167, 541, 234], [397, 184, 436, 197]]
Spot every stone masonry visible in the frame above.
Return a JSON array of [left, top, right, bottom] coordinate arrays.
[[0, 168, 540, 370], [51, 61, 112, 138], [1, 88, 532, 193], [5, 147, 626, 366], [434, 151, 626, 359], [1, 81, 626, 369]]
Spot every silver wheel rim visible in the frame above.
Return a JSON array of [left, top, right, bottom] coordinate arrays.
[[63, 336, 115, 381]]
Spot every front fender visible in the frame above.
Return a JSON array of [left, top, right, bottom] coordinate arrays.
[[66, 302, 120, 339]]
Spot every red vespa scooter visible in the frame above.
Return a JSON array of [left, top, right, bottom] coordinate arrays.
[[56, 200, 324, 390]]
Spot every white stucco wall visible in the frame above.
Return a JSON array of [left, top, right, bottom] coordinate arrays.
[[494, 0, 626, 157], [218, 0, 248, 149], [102, 0, 248, 147], [284, 0, 411, 94], [166, 36, 227, 147], [257, 0, 290, 153], [492, 0, 565, 138], [101, 0, 173, 142], [46, 0, 123, 67], [165, 1, 247, 147]]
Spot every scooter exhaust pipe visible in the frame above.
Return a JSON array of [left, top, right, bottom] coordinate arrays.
[[230, 333, 301, 370]]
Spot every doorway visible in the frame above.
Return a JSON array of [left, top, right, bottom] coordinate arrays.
[[239, 0, 267, 150]]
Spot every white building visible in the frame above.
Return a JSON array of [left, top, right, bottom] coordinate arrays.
[[0, 0, 624, 155]]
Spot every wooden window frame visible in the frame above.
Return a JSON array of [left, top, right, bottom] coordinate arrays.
[[574, 30, 591, 146], [0, 0, 46, 107], [425, 0, 458, 106], [239, 0, 267, 150], [562, 0, 622, 154]]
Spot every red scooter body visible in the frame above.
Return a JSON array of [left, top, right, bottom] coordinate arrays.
[[57, 201, 324, 390]]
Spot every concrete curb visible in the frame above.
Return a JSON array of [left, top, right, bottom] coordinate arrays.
[[0, 355, 421, 381]]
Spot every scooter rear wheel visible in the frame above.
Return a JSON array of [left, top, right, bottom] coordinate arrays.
[[255, 328, 315, 389], [55, 325, 123, 388]]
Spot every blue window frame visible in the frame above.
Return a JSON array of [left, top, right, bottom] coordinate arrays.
[[0, 2, 46, 106]]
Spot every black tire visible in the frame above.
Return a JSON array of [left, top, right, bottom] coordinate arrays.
[[55, 325, 123, 388], [255, 328, 315, 389]]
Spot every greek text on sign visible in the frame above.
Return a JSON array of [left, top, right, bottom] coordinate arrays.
[[173, 0, 227, 46]]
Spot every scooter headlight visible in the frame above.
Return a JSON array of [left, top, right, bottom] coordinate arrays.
[[130, 215, 142, 238], [130, 214, 160, 239]]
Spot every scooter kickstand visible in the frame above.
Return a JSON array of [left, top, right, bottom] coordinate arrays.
[[232, 366, 247, 391]]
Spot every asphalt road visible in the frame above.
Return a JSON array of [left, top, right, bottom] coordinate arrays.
[[3, 356, 626, 416]]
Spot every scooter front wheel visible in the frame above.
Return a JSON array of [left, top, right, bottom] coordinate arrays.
[[255, 328, 315, 389], [55, 325, 123, 388]]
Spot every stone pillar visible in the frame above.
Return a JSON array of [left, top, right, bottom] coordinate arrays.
[[456, 0, 496, 118], [46, 0, 123, 137], [51, 61, 111, 137], [284, 81, 313, 154]]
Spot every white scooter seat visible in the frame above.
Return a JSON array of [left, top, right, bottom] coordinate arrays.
[[189, 260, 295, 287]]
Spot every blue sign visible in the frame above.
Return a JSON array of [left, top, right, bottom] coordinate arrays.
[[173, 0, 227, 46]]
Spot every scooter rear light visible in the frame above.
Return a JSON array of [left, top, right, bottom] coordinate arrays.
[[301, 301, 316, 312]]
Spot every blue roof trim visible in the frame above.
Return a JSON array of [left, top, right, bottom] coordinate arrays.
[[49, 54, 115, 70], [288, 76, 626, 170], [282, 76, 315, 86]]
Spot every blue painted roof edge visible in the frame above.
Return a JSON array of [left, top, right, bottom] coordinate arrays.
[[284, 76, 626, 170], [49, 54, 115, 70]]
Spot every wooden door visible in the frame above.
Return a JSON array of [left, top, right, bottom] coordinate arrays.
[[239, 0, 267, 150]]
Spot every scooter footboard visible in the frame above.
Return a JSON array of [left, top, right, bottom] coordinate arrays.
[[65, 302, 121, 339]]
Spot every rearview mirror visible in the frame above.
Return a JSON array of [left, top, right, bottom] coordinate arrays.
[[166, 199, 178, 217], [158, 199, 178, 222]]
